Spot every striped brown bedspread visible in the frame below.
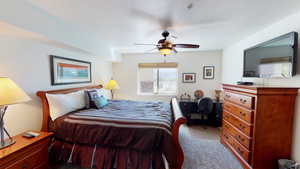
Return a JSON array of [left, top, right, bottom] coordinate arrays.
[[50, 100, 176, 168]]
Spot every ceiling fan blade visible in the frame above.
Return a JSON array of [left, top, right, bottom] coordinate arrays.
[[171, 35, 178, 39], [173, 44, 200, 48], [134, 43, 158, 46]]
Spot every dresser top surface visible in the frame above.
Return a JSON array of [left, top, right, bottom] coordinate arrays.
[[223, 84, 299, 95], [0, 131, 53, 159], [223, 83, 299, 89]]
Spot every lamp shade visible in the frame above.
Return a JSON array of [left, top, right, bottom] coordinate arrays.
[[0, 77, 31, 106], [104, 80, 119, 90]]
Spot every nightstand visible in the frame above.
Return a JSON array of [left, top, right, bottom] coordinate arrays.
[[178, 100, 198, 124], [179, 99, 223, 126], [0, 131, 53, 169]]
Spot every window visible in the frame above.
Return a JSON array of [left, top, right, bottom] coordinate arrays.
[[138, 67, 177, 95]]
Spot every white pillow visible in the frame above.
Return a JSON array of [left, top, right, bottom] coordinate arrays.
[[46, 90, 86, 120], [67, 90, 86, 109]]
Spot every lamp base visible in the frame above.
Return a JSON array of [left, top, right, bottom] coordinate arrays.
[[0, 106, 16, 149], [0, 139, 15, 149]]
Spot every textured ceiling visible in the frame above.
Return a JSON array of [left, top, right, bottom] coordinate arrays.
[[19, 0, 300, 54]]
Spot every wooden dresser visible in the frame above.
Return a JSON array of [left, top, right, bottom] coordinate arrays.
[[0, 131, 53, 169], [221, 84, 298, 169]]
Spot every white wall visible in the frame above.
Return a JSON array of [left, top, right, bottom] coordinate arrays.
[[222, 11, 300, 162], [0, 0, 112, 57], [0, 35, 112, 136], [113, 51, 222, 102]]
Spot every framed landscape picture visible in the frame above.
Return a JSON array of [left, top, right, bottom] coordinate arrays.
[[182, 73, 196, 83], [50, 55, 92, 85], [203, 66, 214, 79]]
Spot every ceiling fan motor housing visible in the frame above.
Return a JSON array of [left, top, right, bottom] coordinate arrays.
[[158, 40, 173, 50], [162, 31, 170, 39], [135, 31, 199, 55]]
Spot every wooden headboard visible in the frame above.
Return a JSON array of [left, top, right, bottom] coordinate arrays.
[[36, 85, 102, 131]]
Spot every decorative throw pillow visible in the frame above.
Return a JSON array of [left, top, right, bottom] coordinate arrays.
[[94, 95, 108, 108], [85, 90, 108, 109], [96, 89, 106, 97], [85, 90, 98, 108]]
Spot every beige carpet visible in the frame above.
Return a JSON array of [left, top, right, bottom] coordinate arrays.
[[50, 125, 242, 169], [180, 125, 242, 169]]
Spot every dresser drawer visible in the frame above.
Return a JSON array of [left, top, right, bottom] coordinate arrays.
[[223, 120, 252, 150], [5, 144, 48, 169], [221, 129, 231, 142], [224, 102, 254, 123], [224, 91, 254, 109], [222, 130, 251, 163], [223, 111, 253, 136]]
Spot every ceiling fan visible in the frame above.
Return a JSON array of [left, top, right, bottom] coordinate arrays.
[[135, 30, 200, 56]]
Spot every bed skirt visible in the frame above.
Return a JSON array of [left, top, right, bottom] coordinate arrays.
[[49, 139, 166, 169]]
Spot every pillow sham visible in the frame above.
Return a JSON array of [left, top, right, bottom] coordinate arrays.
[[85, 90, 97, 109], [46, 90, 86, 120], [96, 88, 106, 97], [85, 90, 108, 109], [94, 95, 108, 108]]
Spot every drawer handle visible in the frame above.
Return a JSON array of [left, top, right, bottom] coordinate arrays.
[[239, 124, 246, 130], [240, 98, 247, 104], [237, 147, 244, 155], [237, 135, 245, 142], [239, 111, 246, 117], [22, 163, 28, 169], [225, 94, 231, 98]]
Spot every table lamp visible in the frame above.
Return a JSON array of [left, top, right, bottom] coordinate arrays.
[[0, 77, 31, 149], [104, 79, 119, 99]]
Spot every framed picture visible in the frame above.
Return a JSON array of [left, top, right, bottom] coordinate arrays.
[[203, 66, 214, 79], [182, 73, 196, 83], [50, 55, 92, 85]]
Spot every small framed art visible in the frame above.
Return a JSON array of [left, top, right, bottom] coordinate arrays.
[[203, 66, 214, 79], [50, 55, 92, 85], [182, 73, 196, 83]]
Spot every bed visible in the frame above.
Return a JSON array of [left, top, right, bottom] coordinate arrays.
[[36, 85, 186, 169]]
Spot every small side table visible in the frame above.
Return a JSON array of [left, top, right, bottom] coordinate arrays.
[[178, 100, 198, 125], [179, 99, 223, 126], [0, 131, 53, 169]]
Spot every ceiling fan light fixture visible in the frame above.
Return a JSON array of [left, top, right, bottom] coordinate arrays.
[[159, 48, 172, 55], [135, 31, 200, 55]]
